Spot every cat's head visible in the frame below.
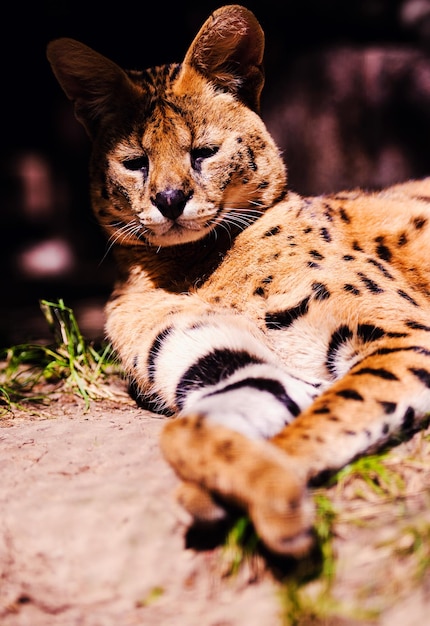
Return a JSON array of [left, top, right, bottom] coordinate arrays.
[[47, 4, 287, 248]]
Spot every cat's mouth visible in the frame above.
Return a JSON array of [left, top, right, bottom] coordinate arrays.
[[142, 217, 215, 247]]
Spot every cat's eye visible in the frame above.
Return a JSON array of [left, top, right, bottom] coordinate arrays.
[[122, 155, 149, 174], [190, 146, 219, 171]]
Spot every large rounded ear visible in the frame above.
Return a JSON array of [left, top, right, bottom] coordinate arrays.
[[47, 38, 138, 138], [182, 5, 265, 112]]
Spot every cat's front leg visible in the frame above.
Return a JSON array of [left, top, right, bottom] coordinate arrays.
[[161, 335, 430, 556], [160, 414, 315, 557]]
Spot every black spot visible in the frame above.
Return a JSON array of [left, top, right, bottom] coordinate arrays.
[[402, 407, 415, 431], [339, 207, 351, 223], [379, 401, 397, 414], [357, 272, 384, 294], [357, 324, 385, 342], [264, 225, 281, 237], [147, 326, 173, 382], [343, 254, 355, 261], [262, 275, 273, 284], [308, 261, 321, 269], [409, 367, 430, 388], [320, 227, 331, 242], [352, 367, 399, 381], [326, 325, 353, 375], [246, 146, 257, 171], [206, 377, 301, 417], [412, 216, 428, 229], [367, 258, 395, 280], [314, 406, 330, 414], [216, 440, 235, 462], [176, 349, 264, 409], [397, 232, 408, 246], [265, 296, 310, 329], [17, 595, 32, 605], [353, 241, 364, 252], [309, 249, 324, 260], [323, 203, 334, 221], [336, 389, 364, 401], [253, 286, 265, 297], [405, 320, 430, 331], [303, 226, 313, 234], [375, 236, 392, 262], [258, 180, 269, 189], [397, 289, 419, 306], [382, 422, 390, 434], [312, 282, 331, 300], [343, 284, 360, 295]]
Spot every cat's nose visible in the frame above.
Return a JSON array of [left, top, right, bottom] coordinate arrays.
[[152, 188, 191, 220]]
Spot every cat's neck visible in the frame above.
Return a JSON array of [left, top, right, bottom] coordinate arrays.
[[112, 223, 239, 292]]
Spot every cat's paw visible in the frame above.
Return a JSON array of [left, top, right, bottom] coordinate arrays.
[[160, 414, 315, 556], [175, 480, 228, 523]]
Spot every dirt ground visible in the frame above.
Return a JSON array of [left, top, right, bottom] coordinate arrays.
[[1, 382, 430, 626]]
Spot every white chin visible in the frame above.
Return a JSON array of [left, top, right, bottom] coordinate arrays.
[[149, 226, 211, 247]]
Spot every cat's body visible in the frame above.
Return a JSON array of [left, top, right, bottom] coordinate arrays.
[[47, 5, 430, 557]]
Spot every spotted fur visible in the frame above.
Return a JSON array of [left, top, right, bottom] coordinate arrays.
[[47, 5, 430, 556]]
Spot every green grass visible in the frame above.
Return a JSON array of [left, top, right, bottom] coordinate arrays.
[[219, 448, 426, 625], [0, 298, 122, 412]]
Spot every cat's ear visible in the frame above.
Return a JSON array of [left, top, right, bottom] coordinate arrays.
[[182, 5, 265, 112], [47, 38, 137, 137]]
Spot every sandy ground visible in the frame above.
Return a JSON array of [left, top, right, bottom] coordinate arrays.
[[1, 389, 430, 626]]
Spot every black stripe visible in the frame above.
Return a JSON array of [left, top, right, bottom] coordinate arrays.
[[397, 290, 419, 306], [367, 258, 395, 280], [374, 345, 430, 357], [409, 367, 430, 388], [412, 216, 428, 229], [314, 405, 330, 414], [336, 389, 364, 401], [339, 208, 350, 223], [375, 237, 392, 262], [352, 367, 399, 381], [357, 272, 384, 294], [326, 325, 353, 375], [264, 225, 281, 237], [147, 326, 173, 382], [175, 349, 264, 409], [343, 284, 360, 295], [405, 320, 430, 331], [402, 407, 415, 431], [357, 324, 385, 342], [206, 377, 301, 417], [265, 296, 310, 329], [320, 227, 331, 242], [397, 232, 408, 246], [379, 401, 397, 414], [312, 282, 331, 300]]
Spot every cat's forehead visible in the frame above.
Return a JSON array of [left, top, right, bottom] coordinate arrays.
[[126, 63, 182, 98]]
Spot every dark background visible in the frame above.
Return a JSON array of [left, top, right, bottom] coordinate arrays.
[[2, 0, 430, 346]]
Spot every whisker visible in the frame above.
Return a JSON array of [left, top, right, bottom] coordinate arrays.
[[99, 219, 144, 265]]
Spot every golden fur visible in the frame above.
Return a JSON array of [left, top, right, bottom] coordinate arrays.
[[47, 5, 430, 556]]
